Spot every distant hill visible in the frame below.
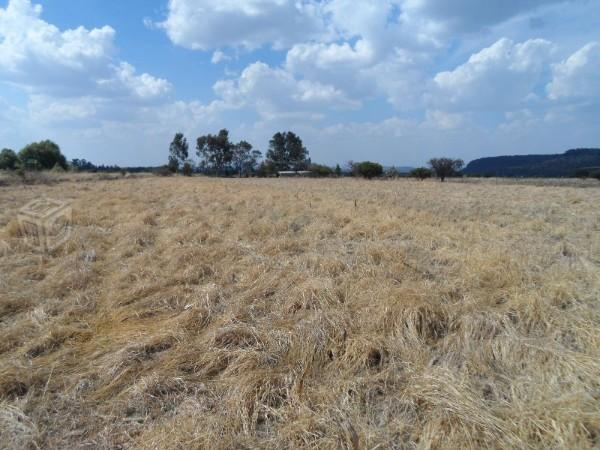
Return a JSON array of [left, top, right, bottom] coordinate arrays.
[[463, 148, 600, 177]]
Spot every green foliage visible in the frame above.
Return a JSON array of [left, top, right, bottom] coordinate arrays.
[[182, 161, 194, 176], [167, 158, 178, 173], [18, 140, 68, 170], [351, 161, 383, 179], [428, 157, 464, 182], [0, 148, 18, 170], [71, 158, 96, 171], [232, 141, 262, 176], [168, 132, 189, 173], [256, 161, 278, 177], [310, 163, 334, 177], [266, 131, 310, 171], [410, 167, 432, 180], [335, 164, 342, 176], [196, 129, 234, 175]]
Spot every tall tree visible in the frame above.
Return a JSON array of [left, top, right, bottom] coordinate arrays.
[[196, 129, 234, 175], [168, 132, 189, 173], [428, 158, 464, 182], [266, 131, 310, 171], [232, 140, 261, 176]]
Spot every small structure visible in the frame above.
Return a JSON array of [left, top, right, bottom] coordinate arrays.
[[278, 171, 312, 177]]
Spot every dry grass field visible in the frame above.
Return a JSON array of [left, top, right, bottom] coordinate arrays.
[[1, 175, 599, 449]]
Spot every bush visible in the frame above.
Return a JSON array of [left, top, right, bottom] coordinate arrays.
[[256, 161, 278, 177], [352, 161, 383, 179], [310, 163, 333, 177], [0, 149, 18, 170], [18, 140, 68, 170], [182, 161, 194, 177], [410, 167, 432, 180]]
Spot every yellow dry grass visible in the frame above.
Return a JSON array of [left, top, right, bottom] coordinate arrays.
[[1, 175, 599, 449]]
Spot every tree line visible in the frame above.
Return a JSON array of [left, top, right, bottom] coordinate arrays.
[[1, 136, 466, 181], [166, 129, 465, 181], [167, 129, 312, 177]]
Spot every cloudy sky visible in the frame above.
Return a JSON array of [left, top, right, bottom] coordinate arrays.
[[1, 0, 599, 167]]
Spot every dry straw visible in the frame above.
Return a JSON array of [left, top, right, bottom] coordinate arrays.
[[0, 174, 599, 449]]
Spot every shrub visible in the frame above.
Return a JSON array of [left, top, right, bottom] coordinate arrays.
[[410, 167, 432, 180], [310, 163, 333, 177], [351, 161, 383, 179], [256, 161, 278, 177], [18, 140, 68, 170], [0, 148, 18, 170], [182, 161, 194, 177]]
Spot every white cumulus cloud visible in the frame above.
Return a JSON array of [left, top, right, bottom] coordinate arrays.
[[547, 42, 600, 101], [159, 0, 329, 50], [432, 38, 555, 110]]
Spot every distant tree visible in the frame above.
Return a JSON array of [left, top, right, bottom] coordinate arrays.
[[310, 163, 333, 177], [266, 131, 310, 171], [182, 160, 194, 176], [428, 157, 464, 182], [232, 140, 261, 176], [351, 161, 383, 179], [196, 129, 234, 175], [335, 164, 342, 177], [168, 132, 189, 173], [19, 140, 68, 170], [0, 148, 18, 170], [71, 158, 97, 171], [410, 167, 432, 181]]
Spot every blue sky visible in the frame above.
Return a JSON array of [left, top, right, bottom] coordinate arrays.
[[1, 0, 599, 167]]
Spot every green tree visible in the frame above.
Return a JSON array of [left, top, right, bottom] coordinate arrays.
[[196, 129, 234, 175], [335, 164, 342, 176], [351, 161, 383, 179], [310, 163, 333, 177], [18, 140, 68, 170], [168, 132, 189, 173], [71, 158, 96, 171], [232, 140, 262, 176], [410, 167, 432, 181], [428, 158, 464, 182], [0, 148, 18, 170], [266, 131, 310, 171]]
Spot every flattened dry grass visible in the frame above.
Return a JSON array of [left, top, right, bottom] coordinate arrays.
[[1, 176, 600, 449]]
